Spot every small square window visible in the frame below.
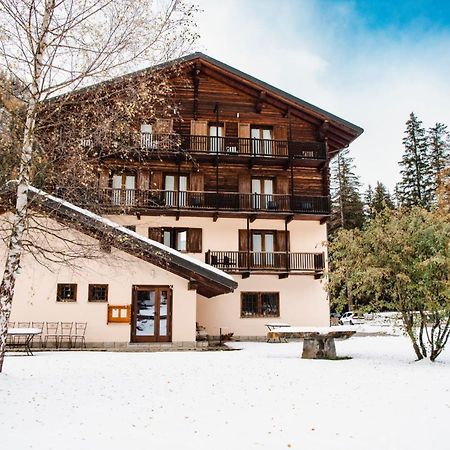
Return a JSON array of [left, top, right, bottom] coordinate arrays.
[[57, 284, 77, 302], [88, 284, 108, 302]]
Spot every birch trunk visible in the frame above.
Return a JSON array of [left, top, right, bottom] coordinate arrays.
[[0, 0, 54, 373]]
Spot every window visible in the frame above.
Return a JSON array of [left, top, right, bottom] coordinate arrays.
[[251, 231, 275, 267], [241, 292, 279, 318], [88, 284, 108, 302], [251, 177, 273, 209], [150, 227, 202, 253], [209, 123, 224, 153], [111, 173, 136, 206], [57, 284, 77, 302], [251, 126, 273, 155], [140, 123, 153, 149], [164, 174, 188, 207]]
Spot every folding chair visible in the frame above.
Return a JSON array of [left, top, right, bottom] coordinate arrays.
[[72, 322, 87, 348], [6, 322, 15, 346], [31, 321, 44, 348], [44, 322, 59, 348], [16, 322, 31, 346], [59, 322, 73, 349]]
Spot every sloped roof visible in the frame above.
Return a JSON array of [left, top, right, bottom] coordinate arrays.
[[27, 186, 237, 298], [52, 52, 363, 147]]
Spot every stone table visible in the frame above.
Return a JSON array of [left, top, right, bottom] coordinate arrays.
[[269, 326, 356, 359]]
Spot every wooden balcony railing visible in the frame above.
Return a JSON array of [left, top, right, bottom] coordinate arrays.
[[56, 188, 330, 215], [83, 132, 326, 160], [205, 250, 325, 273]]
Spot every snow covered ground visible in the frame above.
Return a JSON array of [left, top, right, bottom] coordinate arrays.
[[0, 336, 449, 450]]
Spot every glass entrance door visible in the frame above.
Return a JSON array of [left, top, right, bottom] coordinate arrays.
[[131, 286, 172, 342]]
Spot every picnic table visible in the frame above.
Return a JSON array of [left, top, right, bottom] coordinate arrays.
[[7, 328, 42, 356], [267, 326, 356, 359]]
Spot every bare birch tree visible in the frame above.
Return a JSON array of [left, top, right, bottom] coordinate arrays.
[[0, 0, 198, 372]]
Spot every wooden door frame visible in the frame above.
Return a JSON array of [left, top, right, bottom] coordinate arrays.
[[130, 285, 172, 343]]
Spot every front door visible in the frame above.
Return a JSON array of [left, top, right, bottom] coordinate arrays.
[[131, 286, 172, 343]]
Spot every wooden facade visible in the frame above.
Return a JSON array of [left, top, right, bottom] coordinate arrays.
[[49, 53, 362, 276]]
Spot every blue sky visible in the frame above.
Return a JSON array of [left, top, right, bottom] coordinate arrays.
[[195, 0, 450, 191]]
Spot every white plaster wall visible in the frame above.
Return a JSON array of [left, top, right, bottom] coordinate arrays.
[[105, 215, 327, 255], [2, 220, 197, 343], [106, 215, 330, 336], [197, 274, 329, 337]]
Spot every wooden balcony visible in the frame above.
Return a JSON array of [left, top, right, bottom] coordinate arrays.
[[205, 250, 325, 275], [87, 132, 326, 162], [58, 188, 330, 216]]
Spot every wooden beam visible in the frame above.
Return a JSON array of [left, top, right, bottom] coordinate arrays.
[[278, 273, 289, 279], [320, 216, 329, 225], [188, 280, 198, 291], [241, 271, 250, 279], [285, 214, 294, 224], [255, 90, 266, 113], [213, 212, 219, 222], [249, 214, 257, 223]]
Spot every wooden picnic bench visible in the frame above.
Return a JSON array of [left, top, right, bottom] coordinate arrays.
[[267, 326, 356, 359]]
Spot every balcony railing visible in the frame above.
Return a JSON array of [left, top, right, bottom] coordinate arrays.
[[205, 250, 325, 273], [57, 188, 330, 215], [83, 132, 326, 160]]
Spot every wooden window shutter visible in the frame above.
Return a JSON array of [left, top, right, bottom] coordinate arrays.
[[190, 120, 208, 136], [275, 230, 290, 252], [99, 168, 109, 189], [148, 227, 162, 243], [238, 229, 249, 252], [187, 228, 202, 253], [154, 118, 173, 134], [190, 172, 204, 191], [238, 123, 250, 138], [275, 175, 290, 195], [273, 125, 288, 141], [238, 123, 251, 154], [238, 174, 251, 193], [151, 171, 163, 190]]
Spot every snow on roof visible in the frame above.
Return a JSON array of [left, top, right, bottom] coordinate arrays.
[[28, 186, 235, 283]]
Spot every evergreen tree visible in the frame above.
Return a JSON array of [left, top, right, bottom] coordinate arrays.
[[427, 122, 450, 202], [364, 184, 374, 220], [329, 148, 365, 236], [371, 181, 394, 213], [397, 112, 433, 208]]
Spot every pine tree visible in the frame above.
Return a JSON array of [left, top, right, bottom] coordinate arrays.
[[329, 148, 365, 236], [427, 122, 450, 202], [397, 112, 433, 208], [371, 181, 394, 213], [364, 184, 374, 220]]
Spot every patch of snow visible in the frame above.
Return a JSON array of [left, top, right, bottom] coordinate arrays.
[[0, 335, 448, 450]]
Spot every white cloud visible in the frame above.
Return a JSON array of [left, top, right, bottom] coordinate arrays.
[[194, 0, 450, 192]]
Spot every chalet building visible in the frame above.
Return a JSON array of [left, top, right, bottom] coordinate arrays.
[[7, 53, 363, 346]]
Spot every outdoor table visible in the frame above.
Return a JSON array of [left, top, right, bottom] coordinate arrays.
[[269, 326, 356, 359], [7, 328, 42, 356], [265, 323, 291, 343]]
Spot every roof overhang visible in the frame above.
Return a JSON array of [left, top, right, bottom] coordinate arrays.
[[27, 186, 238, 298]]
